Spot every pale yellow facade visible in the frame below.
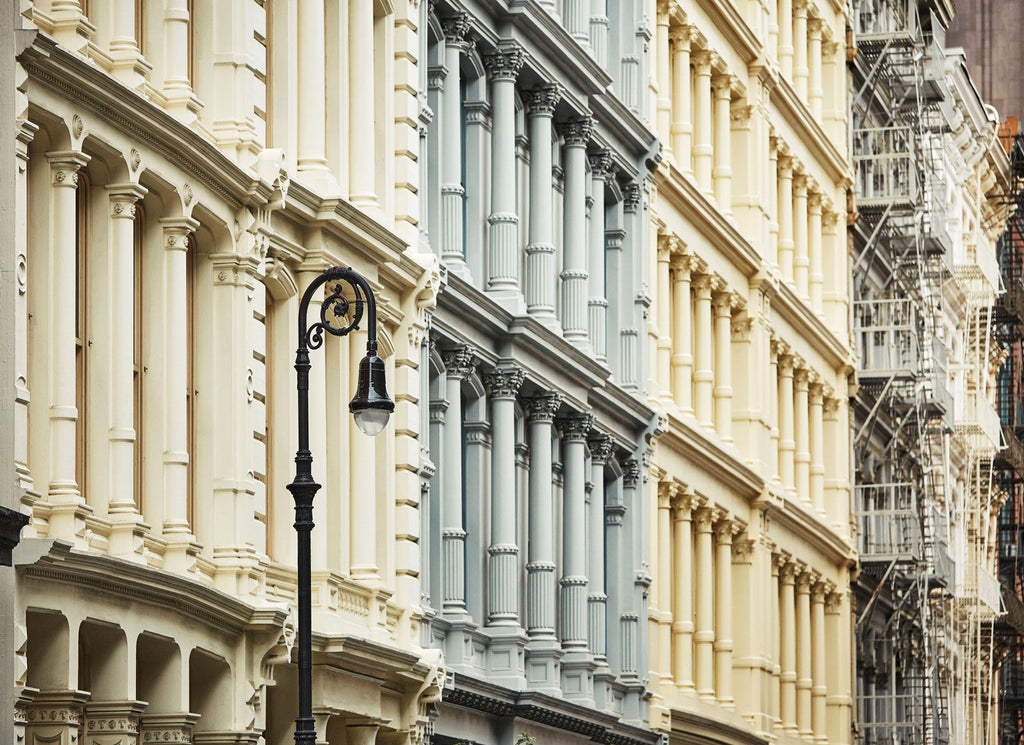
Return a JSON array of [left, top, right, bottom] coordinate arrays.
[[644, 1, 855, 745]]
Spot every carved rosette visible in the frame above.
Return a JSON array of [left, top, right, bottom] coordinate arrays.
[[527, 84, 561, 116], [558, 117, 593, 147], [526, 393, 562, 423], [483, 46, 524, 81], [441, 347, 476, 380], [559, 413, 594, 442], [484, 366, 524, 400]]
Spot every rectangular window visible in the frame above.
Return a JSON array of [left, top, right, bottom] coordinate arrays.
[[75, 177, 89, 494]]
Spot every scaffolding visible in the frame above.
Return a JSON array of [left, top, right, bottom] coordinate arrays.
[[849, 1, 1003, 744]]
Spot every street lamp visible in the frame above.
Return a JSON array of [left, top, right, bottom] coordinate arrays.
[[288, 266, 394, 745]]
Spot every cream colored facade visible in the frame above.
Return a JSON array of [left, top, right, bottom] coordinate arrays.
[[645, 2, 855, 745], [11, 1, 444, 742]]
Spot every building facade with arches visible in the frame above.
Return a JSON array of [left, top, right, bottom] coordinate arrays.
[[11, 1, 444, 743]]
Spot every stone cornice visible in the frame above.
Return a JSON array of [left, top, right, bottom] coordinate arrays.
[[590, 89, 659, 163], [660, 415, 763, 500], [444, 673, 661, 745], [655, 162, 762, 276], [19, 35, 275, 209], [759, 492, 857, 569], [758, 273, 853, 373], [16, 540, 289, 634], [504, 0, 613, 96], [771, 73, 853, 186], [694, 0, 761, 64]]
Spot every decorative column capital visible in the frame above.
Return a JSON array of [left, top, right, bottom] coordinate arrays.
[[694, 506, 715, 533], [693, 273, 715, 298], [713, 516, 734, 542], [107, 183, 147, 218], [692, 49, 713, 72], [823, 396, 841, 417], [47, 149, 90, 187], [442, 347, 477, 380], [589, 150, 614, 179], [484, 366, 525, 400], [590, 434, 615, 465], [623, 181, 642, 213], [794, 366, 810, 389], [441, 13, 472, 46], [160, 215, 200, 251], [559, 413, 594, 442], [808, 190, 824, 212], [711, 73, 734, 97], [793, 172, 809, 194], [527, 84, 562, 116], [526, 393, 562, 422], [669, 24, 693, 48], [711, 287, 734, 315], [622, 457, 641, 488], [558, 117, 593, 146], [778, 153, 794, 174], [795, 568, 813, 593], [484, 45, 525, 81], [778, 353, 796, 376]]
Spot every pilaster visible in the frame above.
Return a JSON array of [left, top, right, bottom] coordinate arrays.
[[588, 151, 613, 361], [440, 347, 475, 615], [670, 250, 694, 414], [440, 15, 472, 276], [694, 506, 717, 702], [712, 287, 735, 443], [793, 172, 809, 296], [692, 50, 714, 195]]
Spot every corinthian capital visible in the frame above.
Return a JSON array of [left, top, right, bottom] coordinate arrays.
[[484, 366, 525, 399], [558, 117, 593, 147], [484, 45, 525, 81], [527, 85, 561, 116], [442, 347, 476, 380]]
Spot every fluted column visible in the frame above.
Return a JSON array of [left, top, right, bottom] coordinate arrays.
[[694, 507, 716, 702], [692, 51, 714, 194], [561, 412, 594, 700], [693, 274, 715, 429], [794, 368, 810, 503], [670, 26, 693, 170], [656, 482, 675, 689], [672, 492, 695, 692], [823, 396, 841, 527], [46, 152, 90, 538], [809, 18, 823, 118], [441, 347, 475, 614], [618, 458, 642, 680], [485, 46, 526, 302], [779, 0, 794, 78], [794, 0, 809, 100], [796, 570, 813, 738], [655, 4, 671, 146], [106, 184, 147, 559], [794, 174, 810, 298], [712, 73, 733, 213], [485, 366, 525, 624], [671, 253, 694, 413], [779, 354, 795, 495], [713, 288, 734, 442], [590, 0, 609, 66], [811, 581, 829, 744], [526, 393, 562, 691], [296, 0, 333, 189], [589, 436, 613, 659], [564, 0, 589, 45], [589, 151, 612, 360], [714, 518, 735, 708], [809, 383, 825, 515], [780, 559, 797, 733], [769, 137, 780, 270], [809, 191, 823, 311], [656, 236, 674, 401], [778, 154, 794, 282], [349, 0, 377, 206], [440, 15, 471, 271], [560, 412, 593, 649], [160, 218, 199, 571], [560, 118, 593, 348], [771, 552, 783, 726], [526, 85, 562, 323], [770, 342, 782, 485]]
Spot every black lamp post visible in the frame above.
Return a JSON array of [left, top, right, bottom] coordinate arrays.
[[289, 266, 394, 745]]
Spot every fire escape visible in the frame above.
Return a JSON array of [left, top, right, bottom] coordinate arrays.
[[849, 1, 955, 744], [995, 134, 1024, 745]]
